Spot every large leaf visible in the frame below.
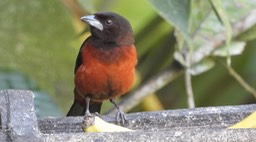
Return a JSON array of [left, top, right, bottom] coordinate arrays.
[[189, 0, 211, 35], [213, 41, 246, 57], [237, 25, 256, 41], [148, 0, 190, 38], [210, 0, 232, 65], [190, 58, 215, 76]]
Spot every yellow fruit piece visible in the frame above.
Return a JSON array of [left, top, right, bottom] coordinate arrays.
[[228, 111, 256, 129], [84, 116, 134, 132]]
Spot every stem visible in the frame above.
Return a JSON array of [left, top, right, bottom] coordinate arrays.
[[184, 51, 195, 108], [220, 61, 256, 98], [185, 68, 195, 108]]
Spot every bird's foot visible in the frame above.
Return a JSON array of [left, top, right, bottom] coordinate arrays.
[[82, 113, 95, 129], [116, 109, 127, 125]]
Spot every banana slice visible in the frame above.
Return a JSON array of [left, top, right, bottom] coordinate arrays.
[[228, 111, 256, 129], [84, 116, 134, 132]]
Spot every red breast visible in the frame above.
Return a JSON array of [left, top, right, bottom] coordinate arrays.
[[75, 40, 137, 104]]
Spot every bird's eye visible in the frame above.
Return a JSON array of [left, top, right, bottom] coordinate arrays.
[[105, 19, 113, 26]]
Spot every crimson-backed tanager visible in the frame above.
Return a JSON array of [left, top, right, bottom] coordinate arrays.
[[67, 12, 137, 123]]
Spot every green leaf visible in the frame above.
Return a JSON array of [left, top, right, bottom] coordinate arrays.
[[175, 50, 216, 76], [148, 0, 190, 38], [210, 0, 233, 66], [190, 58, 215, 76], [237, 25, 256, 41], [173, 51, 185, 66], [189, 0, 211, 35], [213, 41, 246, 57]]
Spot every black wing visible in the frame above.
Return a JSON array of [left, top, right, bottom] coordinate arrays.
[[74, 38, 90, 74], [69, 37, 103, 116]]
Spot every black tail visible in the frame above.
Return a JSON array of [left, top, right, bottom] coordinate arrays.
[[67, 101, 102, 116]]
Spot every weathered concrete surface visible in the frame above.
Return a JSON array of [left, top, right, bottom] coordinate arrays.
[[1, 89, 256, 142], [43, 128, 256, 142], [0, 90, 42, 142], [39, 104, 255, 133]]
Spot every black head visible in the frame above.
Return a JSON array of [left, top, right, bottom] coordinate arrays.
[[81, 12, 134, 47]]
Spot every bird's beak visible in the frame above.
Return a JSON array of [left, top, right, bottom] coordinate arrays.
[[81, 15, 103, 31]]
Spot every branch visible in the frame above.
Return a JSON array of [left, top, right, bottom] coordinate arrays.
[[106, 9, 256, 114], [218, 60, 256, 98]]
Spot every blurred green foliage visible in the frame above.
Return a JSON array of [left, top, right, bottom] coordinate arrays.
[[0, 0, 77, 114], [0, 69, 63, 117], [0, 0, 256, 116]]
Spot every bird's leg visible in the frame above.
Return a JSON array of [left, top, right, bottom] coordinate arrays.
[[110, 99, 127, 125], [84, 97, 100, 117], [85, 97, 93, 116], [82, 97, 95, 129]]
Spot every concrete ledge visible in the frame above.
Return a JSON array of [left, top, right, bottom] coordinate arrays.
[[0, 90, 41, 142], [43, 128, 256, 142], [39, 104, 254, 133], [1, 90, 256, 142]]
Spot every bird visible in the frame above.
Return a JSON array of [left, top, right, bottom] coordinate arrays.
[[67, 12, 137, 124]]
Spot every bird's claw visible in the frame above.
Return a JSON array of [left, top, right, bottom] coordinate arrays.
[[116, 109, 127, 125], [94, 112, 100, 116], [82, 113, 95, 129]]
